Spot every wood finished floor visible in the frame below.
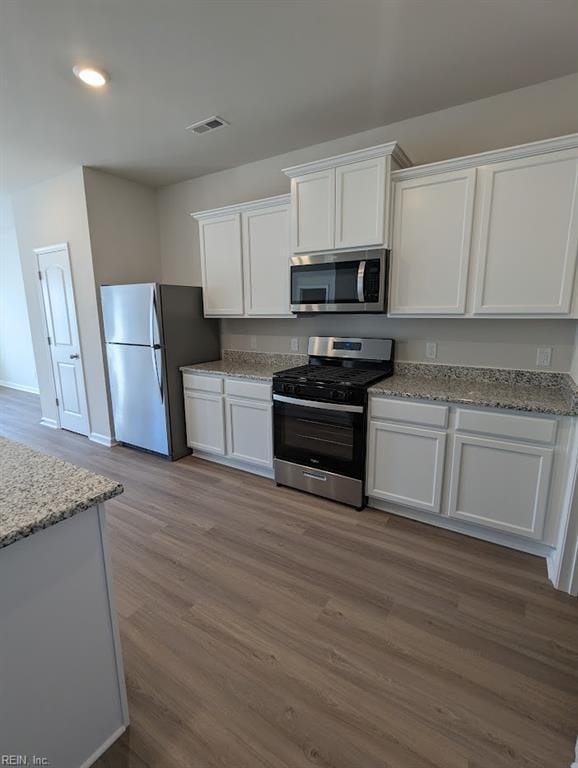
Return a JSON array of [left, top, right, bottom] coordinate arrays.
[[2, 386, 577, 768]]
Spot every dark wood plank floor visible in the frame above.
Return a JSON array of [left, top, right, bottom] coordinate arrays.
[[2, 386, 578, 768]]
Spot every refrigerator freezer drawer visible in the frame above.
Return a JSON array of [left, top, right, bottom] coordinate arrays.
[[106, 343, 169, 455]]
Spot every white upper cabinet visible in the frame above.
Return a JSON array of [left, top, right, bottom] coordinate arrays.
[[472, 148, 578, 315], [198, 214, 244, 316], [284, 142, 411, 254], [291, 169, 335, 253], [389, 135, 578, 318], [389, 168, 476, 315], [193, 195, 291, 318], [242, 202, 291, 316], [335, 157, 386, 249]]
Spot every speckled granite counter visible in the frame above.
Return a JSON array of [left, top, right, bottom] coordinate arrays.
[[0, 437, 123, 549], [369, 363, 578, 417], [181, 350, 308, 382]]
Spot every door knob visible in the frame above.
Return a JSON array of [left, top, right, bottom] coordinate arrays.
[[70, 353, 80, 359]]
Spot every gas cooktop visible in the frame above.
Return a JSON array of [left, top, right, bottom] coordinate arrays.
[[275, 364, 389, 388]]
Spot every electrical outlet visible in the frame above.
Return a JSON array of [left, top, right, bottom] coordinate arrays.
[[536, 346, 552, 367], [290, 337, 299, 353], [425, 341, 438, 360], [249, 335, 257, 350]]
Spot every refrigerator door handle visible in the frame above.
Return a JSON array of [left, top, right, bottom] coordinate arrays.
[[150, 287, 163, 402]]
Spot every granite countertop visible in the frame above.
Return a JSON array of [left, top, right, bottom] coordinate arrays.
[[181, 350, 308, 382], [369, 364, 578, 417], [0, 437, 123, 549]]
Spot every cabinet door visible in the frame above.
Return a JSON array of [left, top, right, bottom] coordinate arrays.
[[184, 391, 226, 455], [291, 169, 335, 253], [198, 213, 244, 315], [225, 397, 273, 467], [242, 204, 291, 316], [367, 421, 446, 513], [472, 150, 578, 315], [389, 169, 476, 314], [335, 157, 386, 249], [448, 434, 553, 539]]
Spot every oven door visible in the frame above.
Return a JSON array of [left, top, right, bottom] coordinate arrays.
[[273, 395, 366, 479], [290, 249, 386, 313]]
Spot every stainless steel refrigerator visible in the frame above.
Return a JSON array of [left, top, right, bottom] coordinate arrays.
[[101, 283, 219, 460]]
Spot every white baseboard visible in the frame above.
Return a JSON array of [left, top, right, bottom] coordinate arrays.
[[193, 449, 274, 479], [90, 432, 117, 447], [40, 416, 58, 429], [78, 724, 127, 768], [0, 379, 40, 394]]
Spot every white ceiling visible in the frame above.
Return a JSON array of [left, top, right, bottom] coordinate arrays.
[[1, 0, 577, 194]]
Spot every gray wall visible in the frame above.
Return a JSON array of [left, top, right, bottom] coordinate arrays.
[[157, 73, 578, 371]]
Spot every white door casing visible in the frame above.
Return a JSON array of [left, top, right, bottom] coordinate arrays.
[[472, 149, 578, 315], [35, 244, 90, 436], [335, 156, 387, 249], [242, 203, 291, 316], [367, 420, 446, 513], [389, 168, 476, 315], [448, 433, 553, 539]]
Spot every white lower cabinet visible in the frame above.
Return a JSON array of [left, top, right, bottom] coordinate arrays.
[[367, 421, 446, 513], [226, 397, 273, 467], [183, 374, 273, 471], [448, 434, 553, 539], [367, 396, 559, 546], [184, 390, 226, 455]]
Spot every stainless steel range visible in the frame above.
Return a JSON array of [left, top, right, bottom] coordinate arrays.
[[273, 337, 394, 509]]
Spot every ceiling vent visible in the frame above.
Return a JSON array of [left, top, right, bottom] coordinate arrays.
[[186, 116, 229, 135]]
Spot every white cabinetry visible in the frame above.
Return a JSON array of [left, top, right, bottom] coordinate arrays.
[[367, 421, 446, 513], [389, 169, 476, 314], [291, 170, 335, 253], [193, 195, 291, 318], [448, 434, 553, 539], [390, 135, 578, 318], [242, 202, 291, 316], [284, 143, 411, 253], [472, 149, 578, 315], [183, 373, 273, 474], [367, 395, 561, 546], [198, 214, 244, 316]]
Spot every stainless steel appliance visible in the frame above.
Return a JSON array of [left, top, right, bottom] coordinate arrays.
[[101, 283, 219, 459], [290, 249, 388, 313], [273, 336, 394, 508]]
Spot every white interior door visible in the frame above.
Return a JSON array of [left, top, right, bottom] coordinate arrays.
[[36, 244, 90, 436]]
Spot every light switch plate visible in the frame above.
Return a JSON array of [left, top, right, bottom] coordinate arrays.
[[425, 341, 437, 360], [290, 337, 299, 352], [536, 346, 552, 367]]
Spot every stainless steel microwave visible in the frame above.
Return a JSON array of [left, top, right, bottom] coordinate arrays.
[[290, 249, 388, 314]]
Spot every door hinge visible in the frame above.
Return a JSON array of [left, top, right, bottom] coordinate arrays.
[[47, 335, 52, 346], [55, 397, 59, 406], [38, 270, 42, 280]]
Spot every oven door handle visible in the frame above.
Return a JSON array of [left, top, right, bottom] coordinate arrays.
[[273, 394, 363, 413], [357, 260, 366, 303]]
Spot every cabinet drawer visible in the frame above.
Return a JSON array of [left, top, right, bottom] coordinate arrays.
[[225, 377, 272, 402], [182, 373, 223, 394], [370, 397, 448, 428], [455, 408, 557, 444]]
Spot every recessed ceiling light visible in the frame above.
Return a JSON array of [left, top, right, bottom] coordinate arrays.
[[73, 65, 109, 88]]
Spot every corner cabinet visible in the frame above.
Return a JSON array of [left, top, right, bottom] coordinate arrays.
[[389, 135, 578, 318], [283, 142, 412, 253], [192, 195, 292, 318]]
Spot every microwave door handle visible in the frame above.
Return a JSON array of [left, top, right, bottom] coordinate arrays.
[[357, 261, 366, 302]]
